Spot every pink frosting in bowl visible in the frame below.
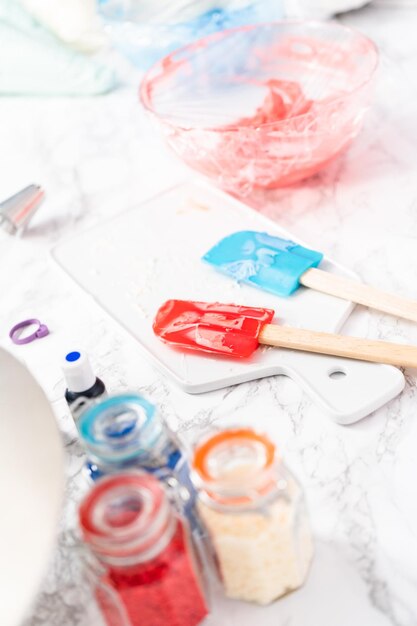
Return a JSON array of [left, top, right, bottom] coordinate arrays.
[[141, 21, 378, 194]]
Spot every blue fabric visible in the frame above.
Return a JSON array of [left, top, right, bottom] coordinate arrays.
[[98, 1, 284, 70]]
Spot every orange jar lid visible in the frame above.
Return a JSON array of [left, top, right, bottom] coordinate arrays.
[[192, 428, 278, 505]]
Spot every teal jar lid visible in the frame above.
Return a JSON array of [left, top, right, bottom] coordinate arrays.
[[79, 393, 162, 464]]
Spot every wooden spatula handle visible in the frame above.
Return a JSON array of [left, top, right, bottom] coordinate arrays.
[[259, 324, 417, 368], [301, 268, 417, 323]]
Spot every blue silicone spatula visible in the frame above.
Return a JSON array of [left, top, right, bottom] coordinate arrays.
[[203, 231, 417, 323]]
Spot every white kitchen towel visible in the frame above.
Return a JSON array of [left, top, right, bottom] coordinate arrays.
[[284, 0, 371, 17], [0, 0, 116, 95], [20, 0, 106, 52]]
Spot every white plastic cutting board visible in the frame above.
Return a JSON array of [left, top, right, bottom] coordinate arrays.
[[52, 182, 404, 424]]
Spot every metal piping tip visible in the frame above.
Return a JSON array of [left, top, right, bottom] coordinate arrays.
[[0, 184, 45, 235]]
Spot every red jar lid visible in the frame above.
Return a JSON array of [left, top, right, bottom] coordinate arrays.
[[79, 472, 172, 563]]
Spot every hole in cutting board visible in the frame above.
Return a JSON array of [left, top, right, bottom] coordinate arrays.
[[328, 369, 347, 380]]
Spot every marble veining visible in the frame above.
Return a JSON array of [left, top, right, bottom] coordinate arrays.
[[1, 4, 417, 626]]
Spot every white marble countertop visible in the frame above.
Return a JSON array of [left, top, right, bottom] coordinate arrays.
[[2, 4, 417, 626]]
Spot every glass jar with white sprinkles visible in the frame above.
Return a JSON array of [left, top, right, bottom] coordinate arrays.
[[191, 427, 313, 605]]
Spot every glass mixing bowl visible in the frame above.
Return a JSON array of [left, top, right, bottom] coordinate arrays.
[[140, 21, 378, 193]]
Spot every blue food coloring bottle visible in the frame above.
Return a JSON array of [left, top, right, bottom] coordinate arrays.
[[62, 351, 106, 418], [77, 393, 196, 523]]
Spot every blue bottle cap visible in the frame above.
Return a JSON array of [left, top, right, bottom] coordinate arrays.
[[62, 350, 96, 392]]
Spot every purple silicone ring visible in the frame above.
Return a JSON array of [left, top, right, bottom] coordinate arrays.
[[9, 319, 49, 345]]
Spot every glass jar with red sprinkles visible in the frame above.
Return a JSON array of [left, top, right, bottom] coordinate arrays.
[[79, 472, 209, 626]]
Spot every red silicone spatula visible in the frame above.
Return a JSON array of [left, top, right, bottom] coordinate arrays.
[[153, 300, 417, 367]]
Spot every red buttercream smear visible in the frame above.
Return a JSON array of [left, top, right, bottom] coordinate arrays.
[[224, 79, 313, 128], [97, 522, 208, 626], [153, 299, 274, 358]]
